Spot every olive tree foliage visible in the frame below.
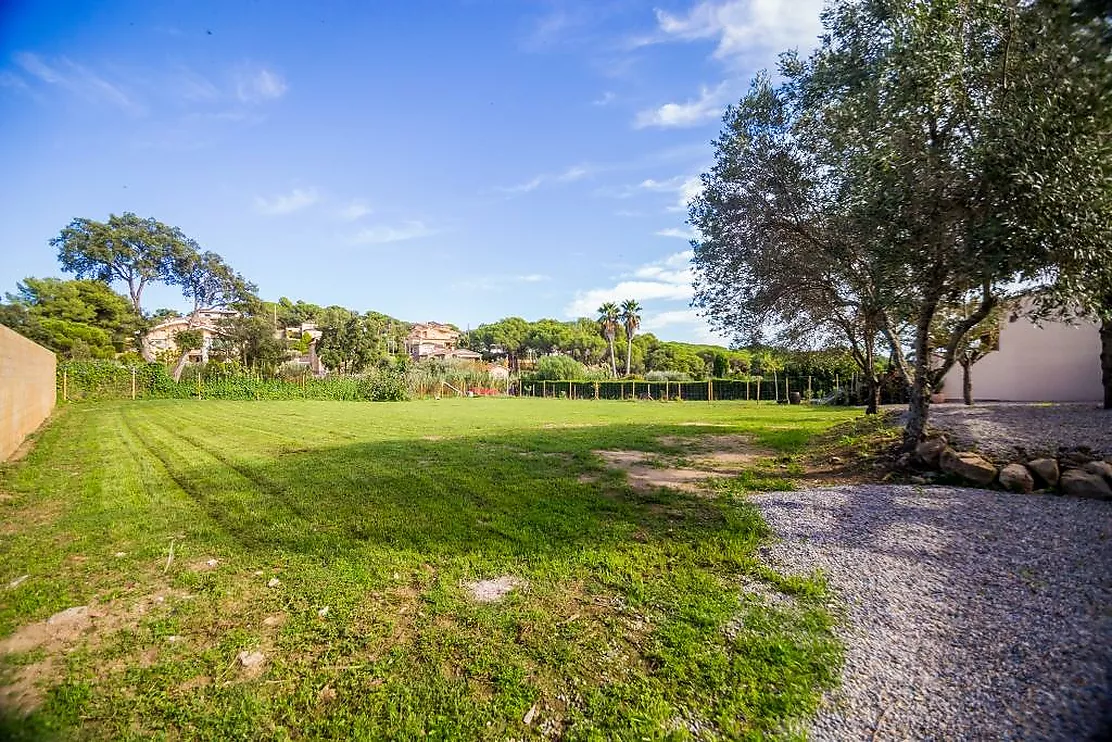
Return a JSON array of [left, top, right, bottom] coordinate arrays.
[[689, 72, 894, 414], [692, 0, 1112, 445]]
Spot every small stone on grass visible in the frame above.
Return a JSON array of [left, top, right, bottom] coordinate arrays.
[[464, 575, 523, 603]]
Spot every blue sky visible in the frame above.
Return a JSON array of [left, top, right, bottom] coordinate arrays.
[[0, 0, 824, 344]]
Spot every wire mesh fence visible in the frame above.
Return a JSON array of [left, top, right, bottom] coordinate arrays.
[[518, 376, 910, 405]]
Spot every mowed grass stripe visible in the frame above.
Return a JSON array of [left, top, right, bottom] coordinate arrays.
[[1, 399, 850, 740]]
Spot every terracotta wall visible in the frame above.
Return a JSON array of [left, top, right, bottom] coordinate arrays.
[[0, 325, 56, 460]]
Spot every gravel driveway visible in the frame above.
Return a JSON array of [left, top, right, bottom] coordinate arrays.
[[923, 403, 1112, 460], [752, 484, 1112, 741]]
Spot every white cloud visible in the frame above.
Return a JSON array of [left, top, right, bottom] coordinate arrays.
[[654, 0, 825, 62], [254, 188, 319, 215], [350, 221, 437, 245], [235, 66, 287, 102], [635, 174, 704, 212], [593, 91, 616, 106], [14, 52, 143, 114], [634, 83, 728, 129], [338, 200, 373, 221], [641, 307, 731, 344], [496, 164, 592, 195], [655, 227, 697, 240], [564, 250, 695, 316]]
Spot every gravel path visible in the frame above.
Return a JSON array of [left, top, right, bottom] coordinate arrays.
[[924, 403, 1112, 460], [752, 484, 1112, 741]]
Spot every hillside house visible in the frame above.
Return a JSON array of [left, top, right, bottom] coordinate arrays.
[[145, 309, 237, 364], [405, 322, 462, 360]]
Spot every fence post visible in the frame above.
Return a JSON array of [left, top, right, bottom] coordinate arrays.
[[665, 380, 669, 400], [707, 379, 712, 403], [632, 380, 636, 399], [63, 369, 68, 402], [131, 367, 137, 400], [594, 381, 599, 400], [542, 380, 546, 398], [568, 380, 572, 399]]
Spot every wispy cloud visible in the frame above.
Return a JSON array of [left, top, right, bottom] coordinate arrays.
[[254, 188, 319, 215], [496, 164, 592, 195], [640, 307, 729, 344], [634, 83, 728, 129], [338, 200, 373, 221], [565, 251, 694, 316], [655, 227, 697, 240], [13, 52, 144, 114], [653, 0, 825, 63], [0, 71, 29, 91], [235, 66, 287, 103], [350, 221, 437, 245], [592, 90, 616, 106]]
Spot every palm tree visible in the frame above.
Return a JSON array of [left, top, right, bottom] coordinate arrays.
[[619, 299, 642, 376], [597, 302, 620, 377]]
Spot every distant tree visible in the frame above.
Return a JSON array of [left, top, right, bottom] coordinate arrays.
[[931, 300, 1005, 406], [51, 213, 198, 360], [316, 315, 384, 374], [619, 299, 642, 376], [1, 277, 143, 358], [528, 355, 587, 381], [216, 310, 287, 371], [167, 250, 254, 381], [597, 303, 620, 377]]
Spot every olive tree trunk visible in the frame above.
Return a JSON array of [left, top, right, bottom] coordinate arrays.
[[1102, 316, 1111, 410]]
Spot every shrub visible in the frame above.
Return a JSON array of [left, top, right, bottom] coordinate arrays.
[[528, 355, 587, 381]]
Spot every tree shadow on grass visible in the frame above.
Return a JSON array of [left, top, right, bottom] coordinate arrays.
[[131, 421, 767, 564]]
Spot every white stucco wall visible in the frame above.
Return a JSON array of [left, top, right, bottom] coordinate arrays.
[[941, 312, 1102, 402]]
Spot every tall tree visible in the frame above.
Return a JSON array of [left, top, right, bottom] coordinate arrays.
[[51, 213, 196, 360], [597, 302, 620, 377], [619, 299, 642, 376], [693, 0, 1112, 444]]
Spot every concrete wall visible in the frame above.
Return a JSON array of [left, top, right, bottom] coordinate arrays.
[[942, 311, 1102, 402], [0, 325, 56, 460]]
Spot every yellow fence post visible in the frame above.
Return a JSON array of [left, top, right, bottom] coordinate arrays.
[[594, 381, 599, 400], [707, 379, 712, 403], [131, 367, 137, 400]]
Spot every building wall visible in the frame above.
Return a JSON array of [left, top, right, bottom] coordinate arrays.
[[941, 312, 1102, 402], [0, 325, 57, 460]]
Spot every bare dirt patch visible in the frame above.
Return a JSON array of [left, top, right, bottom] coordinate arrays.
[[657, 434, 773, 472], [0, 589, 186, 714], [464, 576, 524, 603], [595, 451, 717, 493]]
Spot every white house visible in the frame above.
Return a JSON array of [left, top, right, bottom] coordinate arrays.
[[941, 306, 1102, 402]]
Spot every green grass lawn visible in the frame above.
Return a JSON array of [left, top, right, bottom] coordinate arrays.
[[0, 398, 858, 741]]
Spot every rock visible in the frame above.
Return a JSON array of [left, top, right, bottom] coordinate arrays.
[[998, 464, 1035, 494], [896, 452, 913, 468], [7, 575, 28, 589], [1060, 468, 1112, 500], [1027, 458, 1060, 487], [939, 448, 998, 486], [267, 577, 281, 588], [317, 606, 330, 618], [915, 437, 948, 467], [236, 650, 266, 670], [1083, 460, 1112, 482], [909, 476, 928, 485]]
